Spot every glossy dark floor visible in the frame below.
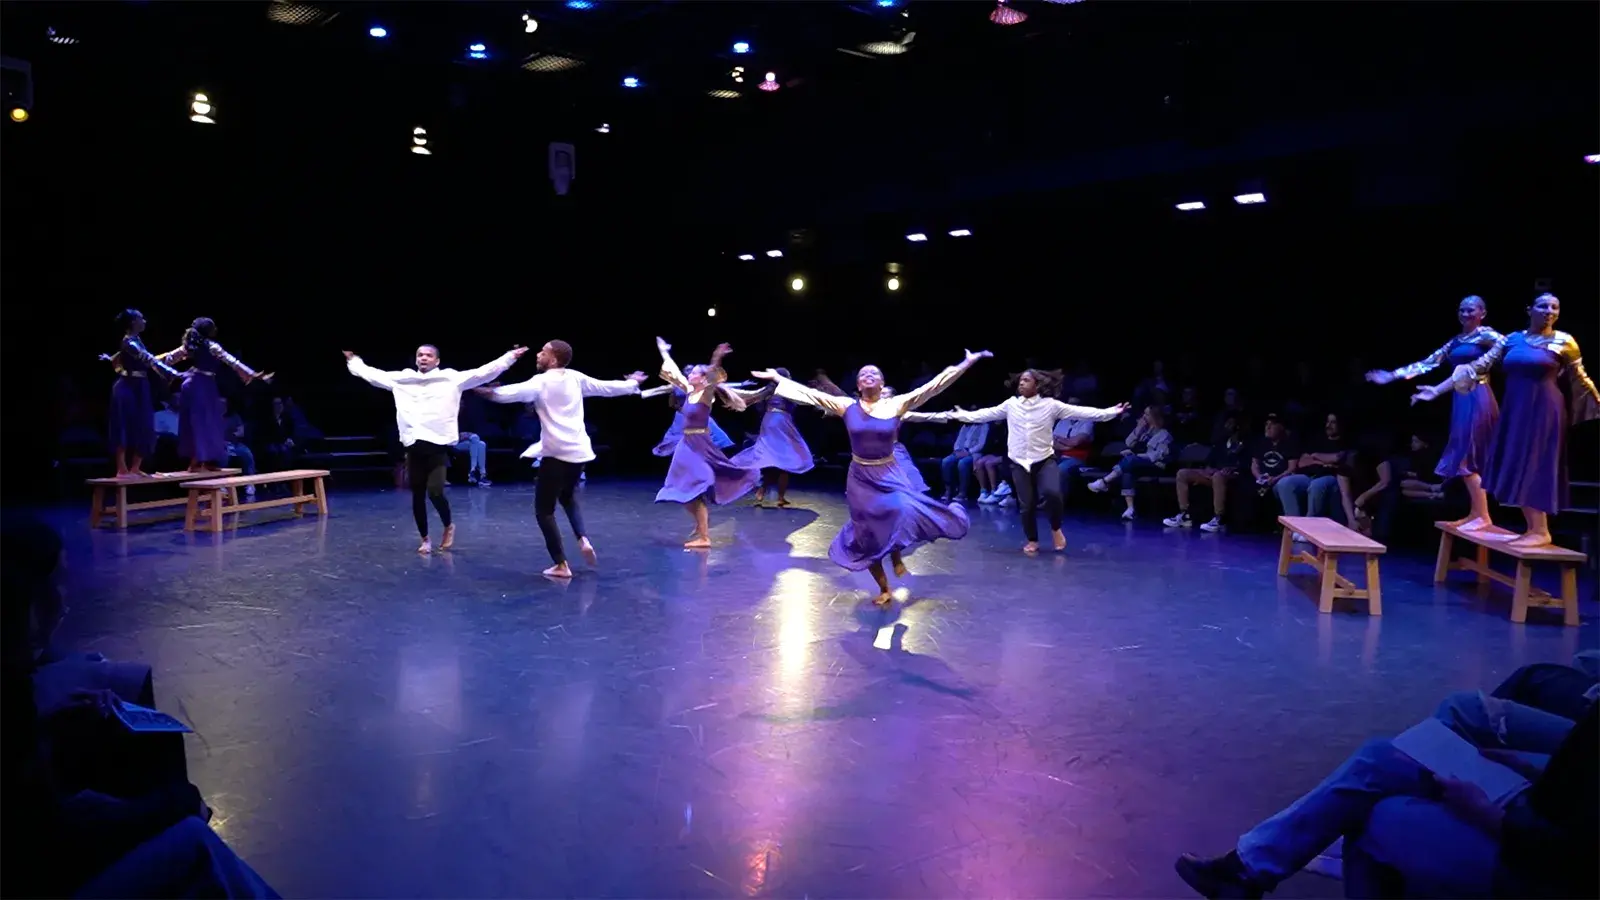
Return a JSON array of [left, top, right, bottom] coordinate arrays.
[[45, 479, 1596, 898]]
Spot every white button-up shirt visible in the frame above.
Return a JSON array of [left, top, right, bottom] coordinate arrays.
[[484, 368, 640, 463], [935, 396, 1121, 467], [347, 351, 518, 448]]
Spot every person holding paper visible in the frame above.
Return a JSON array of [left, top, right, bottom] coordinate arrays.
[[1175, 700, 1597, 898]]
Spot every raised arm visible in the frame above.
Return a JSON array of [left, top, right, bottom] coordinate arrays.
[[455, 347, 525, 391], [577, 370, 646, 399], [344, 352, 399, 392], [1048, 399, 1126, 423], [891, 349, 994, 414], [656, 337, 690, 391], [751, 369, 853, 416], [206, 340, 265, 383], [121, 337, 180, 380], [639, 384, 676, 399]]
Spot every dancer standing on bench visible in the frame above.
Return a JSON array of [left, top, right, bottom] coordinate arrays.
[[731, 368, 816, 508], [751, 350, 990, 605], [474, 340, 647, 578], [1367, 295, 1502, 531], [345, 344, 525, 554], [1412, 293, 1599, 548], [652, 338, 765, 548], [911, 369, 1126, 554], [164, 318, 273, 473], [100, 309, 181, 477]]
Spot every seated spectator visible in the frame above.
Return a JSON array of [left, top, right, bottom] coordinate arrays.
[[1086, 404, 1172, 520], [222, 406, 258, 499], [1132, 360, 1169, 412], [1176, 662, 1598, 899], [150, 397, 181, 471], [1171, 385, 1206, 444], [1054, 395, 1097, 500], [973, 422, 1010, 505], [1353, 432, 1443, 541], [259, 396, 303, 473], [1210, 387, 1248, 445], [455, 391, 492, 486], [1068, 360, 1099, 404], [1164, 414, 1247, 533], [1276, 412, 1354, 533], [1232, 415, 1299, 528], [938, 421, 989, 503]]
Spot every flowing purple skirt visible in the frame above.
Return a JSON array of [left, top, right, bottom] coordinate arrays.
[[893, 443, 929, 493], [731, 412, 815, 474], [1436, 382, 1498, 478], [655, 432, 760, 505], [1482, 371, 1566, 514], [108, 376, 156, 458], [178, 373, 228, 464], [830, 459, 969, 571]]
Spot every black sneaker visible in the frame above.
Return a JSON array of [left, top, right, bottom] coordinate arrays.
[[1174, 852, 1265, 899]]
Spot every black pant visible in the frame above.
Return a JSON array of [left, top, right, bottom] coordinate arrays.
[[407, 440, 452, 538], [536, 458, 587, 565], [1009, 458, 1063, 543]]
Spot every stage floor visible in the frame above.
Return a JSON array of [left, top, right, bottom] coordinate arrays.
[[46, 480, 1595, 897]]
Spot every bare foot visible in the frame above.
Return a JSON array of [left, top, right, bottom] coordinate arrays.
[[752, 498, 767, 508], [439, 524, 456, 550], [579, 537, 598, 567], [1052, 529, 1067, 551], [683, 536, 711, 549], [891, 557, 908, 579], [129, 469, 149, 477], [1022, 541, 1040, 554], [776, 498, 792, 508], [873, 591, 893, 607], [1507, 532, 1553, 550], [417, 539, 432, 555], [543, 562, 574, 578], [1454, 516, 1492, 532]]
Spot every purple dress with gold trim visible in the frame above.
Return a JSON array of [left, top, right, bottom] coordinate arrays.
[[654, 398, 761, 505], [831, 404, 968, 570]]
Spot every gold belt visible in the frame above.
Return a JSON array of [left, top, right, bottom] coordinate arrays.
[[122, 371, 147, 378], [683, 427, 709, 435], [851, 454, 895, 466]]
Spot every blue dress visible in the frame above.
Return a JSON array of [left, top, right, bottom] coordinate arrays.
[[108, 336, 177, 458], [731, 395, 815, 474], [176, 338, 260, 465], [1475, 331, 1600, 514], [653, 389, 734, 456], [654, 398, 760, 505], [1391, 327, 1501, 479], [831, 404, 967, 570]]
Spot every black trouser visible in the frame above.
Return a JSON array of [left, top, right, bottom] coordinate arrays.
[[407, 440, 452, 538], [1009, 458, 1063, 543], [536, 457, 587, 565]]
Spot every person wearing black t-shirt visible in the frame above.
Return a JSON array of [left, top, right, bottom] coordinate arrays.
[[1231, 416, 1299, 528], [1164, 414, 1248, 532], [1275, 413, 1355, 531]]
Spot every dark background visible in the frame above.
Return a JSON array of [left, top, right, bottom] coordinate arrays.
[[3, 1, 1596, 494]]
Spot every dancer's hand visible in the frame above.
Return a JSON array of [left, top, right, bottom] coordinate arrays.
[[257, 372, 276, 384], [342, 350, 356, 360], [1110, 402, 1131, 415], [1410, 385, 1443, 405], [510, 345, 528, 359], [98, 353, 114, 362], [713, 342, 733, 359], [656, 337, 672, 353], [750, 369, 780, 381], [1365, 369, 1395, 385], [964, 349, 994, 365], [626, 371, 647, 384]]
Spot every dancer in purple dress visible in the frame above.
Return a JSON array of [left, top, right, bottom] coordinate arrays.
[[163, 318, 272, 471], [644, 385, 738, 456], [1367, 295, 1502, 531], [731, 368, 815, 508], [1414, 294, 1599, 548], [752, 350, 991, 605], [652, 338, 763, 548], [814, 371, 931, 494], [100, 309, 180, 477]]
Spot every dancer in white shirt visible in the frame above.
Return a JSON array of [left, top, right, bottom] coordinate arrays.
[[345, 344, 525, 553], [475, 340, 647, 578], [914, 369, 1125, 553]]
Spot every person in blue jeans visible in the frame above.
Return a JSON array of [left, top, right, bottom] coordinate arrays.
[[1085, 404, 1172, 520], [1275, 412, 1354, 532], [937, 422, 989, 502], [1176, 659, 1598, 899], [1054, 396, 1098, 501]]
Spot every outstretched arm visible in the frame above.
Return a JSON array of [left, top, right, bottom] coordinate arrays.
[[207, 341, 268, 384], [656, 337, 690, 391], [344, 351, 398, 392], [1369, 339, 1452, 384], [1048, 399, 1128, 423], [456, 346, 526, 391], [751, 369, 853, 416], [891, 349, 993, 415], [578, 371, 647, 399], [717, 381, 775, 413], [121, 337, 181, 380], [639, 384, 676, 399]]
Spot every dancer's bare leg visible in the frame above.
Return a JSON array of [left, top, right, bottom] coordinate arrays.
[[890, 550, 907, 579], [188, 457, 204, 472], [1052, 528, 1068, 551], [579, 536, 597, 566], [543, 561, 573, 578], [684, 499, 711, 548], [128, 453, 147, 476], [1451, 473, 1494, 531], [1023, 540, 1040, 554], [776, 472, 791, 506], [439, 523, 456, 550], [868, 560, 892, 605], [753, 472, 771, 507], [114, 448, 130, 477], [417, 537, 432, 554], [1506, 507, 1552, 548]]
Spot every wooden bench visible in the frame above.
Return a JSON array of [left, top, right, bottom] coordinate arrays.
[[1433, 522, 1584, 626], [88, 470, 242, 529], [1277, 516, 1387, 615], [184, 469, 330, 532]]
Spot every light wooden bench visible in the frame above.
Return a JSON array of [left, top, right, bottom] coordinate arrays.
[[1433, 522, 1584, 626], [88, 470, 242, 529], [1278, 515, 1387, 615], [184, 469, 330, 532]]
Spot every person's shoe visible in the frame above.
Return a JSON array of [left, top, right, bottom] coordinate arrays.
[[993, 482, 1013, 497], [1174, 851, 1265, 899], [1164, 511, 1193, 528], [1120, 507, 1136, 521], [1292, 532, 1308, 543], [244, 485, 257, 500], [938, 492, 953, 503], [478, 475, 492, 487], [998, 496, 1017, 508], [467, 472, 479, 485], [1199, 516, 1225, 533], [1087, 479, 1108, 493], [977, 491, 996, 504]]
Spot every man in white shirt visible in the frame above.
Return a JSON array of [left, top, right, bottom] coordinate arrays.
[[475, 340, 646, 578], [345, 343, 526, 553]]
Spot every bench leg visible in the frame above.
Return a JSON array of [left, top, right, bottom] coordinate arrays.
[[1318, 551, 1340, 614], [1510, 560, 1532, 624], [313, 477, 328, 516], [90, 486, 107, 529], [185, 491, 199, 531], [1474, 544, 1489, 583], [210, 490, 224, 534], [1365, 554, 1383, 616], [293, 479, 305, 515], [1560, 565, 1579, 627], [1433, 531, 1454, 583], [114, 486, 129, 530], [1277, 527, 1294, 577]]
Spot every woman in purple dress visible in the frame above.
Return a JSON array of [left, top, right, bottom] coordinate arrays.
[[101, 309, 181, 477], [731, 368, 815, 508], [164, 318, 271, 471], [1367, 295, 1502, 531], [652, 338, 762, 548], [644, 385, 738, 457], [752, 350, 991, 605], [1414, 293, 1598, 548], [813, 372, 932, 494]]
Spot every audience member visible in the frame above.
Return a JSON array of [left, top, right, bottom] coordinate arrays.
[[1210, 387, 1248, 444], [973, 422, 1010, 505], [1171, 385, 1206, 445], [223, 405, 258, 498], [1053, 395, 1097, 500], [1281, 360, 1322, 433], [1232, 415, 1299, 528], [259, 396, 304, 473], [455, 391, 493, 485], [1276, 412, 1354, 531], [1163, 414, 1247, 533], [1086, 404, 1172, 520], [1355, 432, 1443, 541], [1133, 360, 1170, 412], [1068, 360, 1099, 404], [938, 421, 989, 503]]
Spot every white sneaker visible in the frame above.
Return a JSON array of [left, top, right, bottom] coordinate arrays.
[[1087, 479, 1108, 493], [1120, 507, 1136, 521], [994, 482, 1013, 498], [1199, 516, 1224, 533], [977, 491, 996, 504], [998, 496, 1016, 508], [1292, 532, 1308, 542], [1163, 512, 1193, 528], [244, 485, 256, 500]]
